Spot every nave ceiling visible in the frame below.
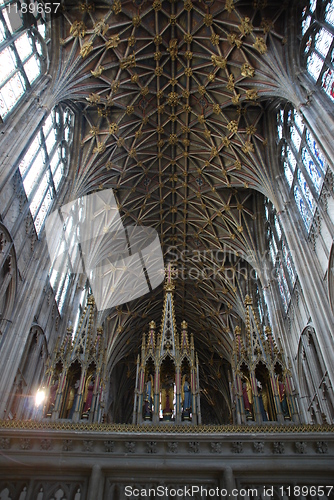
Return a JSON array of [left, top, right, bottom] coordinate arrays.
[[46, 0, 301, 421]]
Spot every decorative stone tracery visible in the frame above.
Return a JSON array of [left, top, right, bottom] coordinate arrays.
[[133, 266, 201, 424], [42, 296, 107, 423]]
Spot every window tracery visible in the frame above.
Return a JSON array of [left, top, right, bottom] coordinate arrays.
[[0, 0, 47, 119], [277, 107, 328, 232], [265, 200, 297, 313], [48, 192, 86, 316], [18, 106, 74, 237], [301, 0, 334, 102]]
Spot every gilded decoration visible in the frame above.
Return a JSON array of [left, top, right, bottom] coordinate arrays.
[[0, 420, 333, 433], [70, 21, 86, 38], [253, 37, 268, 54], [105, 34, 120, 49], [80, 42, 93, 58]]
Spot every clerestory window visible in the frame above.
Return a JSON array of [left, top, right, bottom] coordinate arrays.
[[0, 0, 47, 119], [18, 105, 75, 237], [301, 0, 334, 102], [265, 200, 297, 313], [277, 107, 328, 232]]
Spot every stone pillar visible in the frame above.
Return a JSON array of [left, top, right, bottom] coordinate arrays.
[[223, 467, 236, 499], [270, 374, 284, 423], [153, 366, 160, 424], [87, 464, 104, 500], [250, 371, 261, 424], [175, 366, 181, 424], [52, 370, 67, 420], [234, 373, 245, 425], [136, 366, 145, 424], [279, 208, 334, 390], [72, 369, 86, 422]]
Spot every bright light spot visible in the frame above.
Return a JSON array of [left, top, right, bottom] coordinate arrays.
[[35, 389, 46, 406]]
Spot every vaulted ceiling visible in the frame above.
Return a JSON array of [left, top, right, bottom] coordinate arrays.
[[50, 0, 298, 422]]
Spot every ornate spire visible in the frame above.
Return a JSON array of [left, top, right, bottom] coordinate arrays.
[[159, 265, 178, 357], [71, 295, 96, 362]]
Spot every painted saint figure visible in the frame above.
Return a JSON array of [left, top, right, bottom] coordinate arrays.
[[161, 377, 174, 420], [278, 377, 290, 419], [182, 375, 191, 420], [83, 376, 95, 414], [46, 378, 58, 416], [67, 379, 80, 419], [257, 381, 268, 422], [143, 374, 153, 420], [242, 376, 254, 420]]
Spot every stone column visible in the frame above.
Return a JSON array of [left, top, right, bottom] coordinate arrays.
[[234, 372, 245, 425], [153, 366, 160, 424], [87, 464, 104, 500], [223, 467, 236, 499], [279, 208, 334, 389], [175, 365, 181, 424], [136, 366, 145, 424]]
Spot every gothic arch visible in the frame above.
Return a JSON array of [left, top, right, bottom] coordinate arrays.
[[298, 325, 334, 424], [0, 222, 18, 338], [8, 324, 48, 419], [328, 243, 334, 314]]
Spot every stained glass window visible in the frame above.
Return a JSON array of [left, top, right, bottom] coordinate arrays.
[[326, 1, 334, 25], [39, 106, 78, 314], [277, 107, 328, 232], [294, 185, 312, 231], [277, 270, 288, 313], [297, 169, 316, 213], [284, 161, 294, 187], [48, 236, 71, 315], [287, 145, 297, 171], [57, 271, 71, 314], [294, 110, 305, 133], [301, 147, 322, 194], [306, 129, 327, 173], [47, 188, 86, 316], [322, 67, 334, 102], [282, 240, 296, 286], [271, 232, 278, 255], [291, 125, 302, 151], [279, 263, 291, 300], [274, 215, 282, 240], [0, 0, 47, 119], [269, 241, 276, 265], [18, 106, 75, 237], [302, 0, 334, 102], [265, 200, 297, 313]]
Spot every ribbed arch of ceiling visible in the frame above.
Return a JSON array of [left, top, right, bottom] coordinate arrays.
[[57, 0, 295, 201], [54, 1, 296, 374]]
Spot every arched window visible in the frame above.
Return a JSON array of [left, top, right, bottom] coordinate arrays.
[[0, 223, 17, 336], [49, 235, 72, 316], [48, 193, 85, 316], [298, 327, 334, 423], [18, 106, 74, 237], [301, 0, 334, 102], [277, 107, 328, 232], [0, 0, 47, 119], [265, 199, 297, 313]]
